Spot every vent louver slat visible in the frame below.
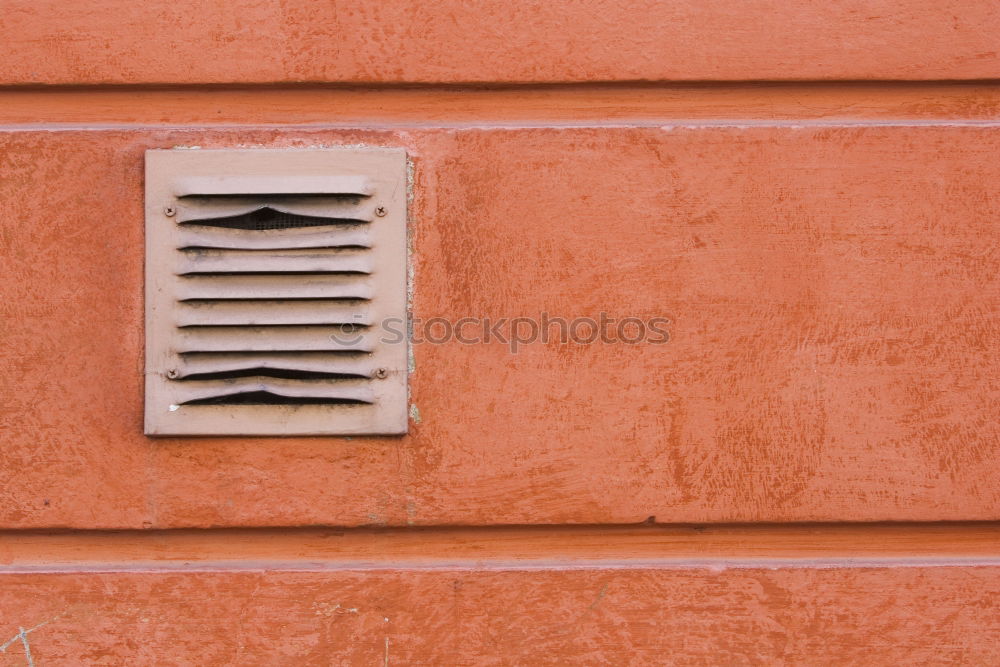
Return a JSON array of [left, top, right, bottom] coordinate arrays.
[[178, 226, 371, 251], [173, 174, 374, 197], [177, 274, 374, 300], [175, 198, 375, 224], [177, 248, 373, 276], [146, 148, 407, 436], [175, 352, 373, 380], [174, 326, 374, 353], [174, 377, 375, 406], [175, 301, 371, 327]]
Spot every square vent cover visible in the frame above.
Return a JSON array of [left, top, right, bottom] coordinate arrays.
[[144, 148, 407, 436]]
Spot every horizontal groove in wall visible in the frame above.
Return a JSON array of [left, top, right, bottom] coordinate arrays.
[[2, 523, 1000, 572], [2, 82, 1000, 127]]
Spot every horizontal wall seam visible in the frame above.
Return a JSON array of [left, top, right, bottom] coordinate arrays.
[[3, 524, 1000, 569], [4, 559, 1000, 574], [5, 121, 1000, 133], [5, 80, 1000, 90], [3, 83, 1000, 126]]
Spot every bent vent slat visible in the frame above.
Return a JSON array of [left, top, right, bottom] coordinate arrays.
[[176, 198, 375, 223], [176, 353, 374, 379], [177, 249, 373, 275], [177, 274, 373, 301], [173, 378, 375, 405], [174, 175, 373, 197], [175, 326, 373, 353], [176, 300, 372, 327], [178, 226, 371, 250], [178, 209, 359, 231]]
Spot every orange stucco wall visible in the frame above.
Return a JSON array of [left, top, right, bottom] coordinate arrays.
[[2, 1, 1000, 663]]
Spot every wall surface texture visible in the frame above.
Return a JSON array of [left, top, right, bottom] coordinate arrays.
[[1, 1, 1000, 663]]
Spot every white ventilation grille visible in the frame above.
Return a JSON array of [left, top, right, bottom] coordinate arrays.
[[144, 148, 407, 436]]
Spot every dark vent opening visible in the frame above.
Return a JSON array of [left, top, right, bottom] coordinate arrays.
[[179, 244, 372, 251], [178, 368, 368, 381], [177, 326, 370, 333], [182, 207, 363, 231], [182, 391, 370, 406], [179, 350, 371, 357], [182, 194, 366, 203], [178, 296, 372, 302], [175, 324, 370, 330], [177, 271, 371, 277]]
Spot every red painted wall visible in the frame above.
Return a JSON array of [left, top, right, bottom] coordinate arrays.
[[1, 1, 999, 663]]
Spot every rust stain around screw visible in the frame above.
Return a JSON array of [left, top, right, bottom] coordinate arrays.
[[374, 368, 389, 379], [375, 206, 387, 217]]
